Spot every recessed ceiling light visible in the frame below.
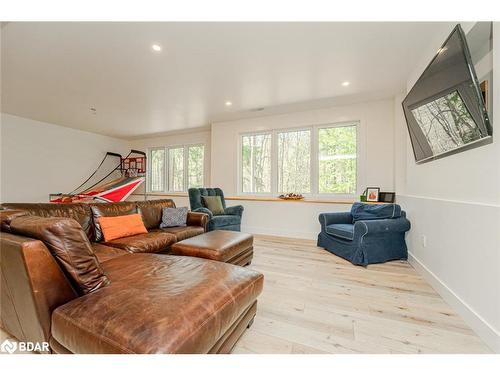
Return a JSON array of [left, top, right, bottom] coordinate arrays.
[[342, 81, 350, 87], [225, 101, 233, 107], [151, 44, 162, 52]]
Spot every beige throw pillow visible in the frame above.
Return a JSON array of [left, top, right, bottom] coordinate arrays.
[[202, 196, 225, 216]]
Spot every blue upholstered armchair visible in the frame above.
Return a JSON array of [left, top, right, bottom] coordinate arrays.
[[317, 203, 411, 266], [188, 188, 244, 231]]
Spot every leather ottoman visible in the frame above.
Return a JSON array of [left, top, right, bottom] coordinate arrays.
[[170, 230, 253, 266]]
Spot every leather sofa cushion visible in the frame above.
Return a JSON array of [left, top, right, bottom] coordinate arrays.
[[1, 203, 94, 240], [326, 223, 355, 241], [51, 254, 264, 353], [92, 243, 128, 263], [170, 230, 253, 263], [0, 209, 29, 232], [90, 202, 137, 242], [152, 226, 204, 242], [10, 216, 109, 294], [136, 199, 176, 230], [104, 231, 176, 253]]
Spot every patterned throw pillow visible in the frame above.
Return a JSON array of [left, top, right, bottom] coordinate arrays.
[[160, 207, 189, 228]]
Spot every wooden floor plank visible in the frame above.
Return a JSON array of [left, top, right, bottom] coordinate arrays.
[[233, 235, 491, 354], [0, 234, 491, 354]]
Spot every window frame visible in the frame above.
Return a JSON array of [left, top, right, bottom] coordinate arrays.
[[275, 127, 313, 195], [147, 143, 205, 193], [238, 121, 360, 198], [148, 146, 167, 193], [315, 122, 359, 198], [167, 146, 186, 193], [186, 144, 206, 191], [238, 131, 273, 196]]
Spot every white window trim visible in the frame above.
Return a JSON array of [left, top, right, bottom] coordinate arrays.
[[237, 121, 360, 199], [167, 146, 185, 193], [275, 127, 313, 196], [148, 146, 167, 193], [147, 143, 205, 193], [238, 131, 273, 196], [315, 122, 360, 199]]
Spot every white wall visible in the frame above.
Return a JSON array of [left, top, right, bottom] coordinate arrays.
[[395, 22, 500, 352], [0, 113, 130, 202], [210, 99, 396, 238]]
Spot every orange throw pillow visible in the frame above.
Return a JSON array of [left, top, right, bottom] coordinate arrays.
[[98, 214, 148, 242]]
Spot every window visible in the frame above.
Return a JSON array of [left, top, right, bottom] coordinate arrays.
[[277, 129, 311, 193], [168, 147, 184, 192], [241, 133, 272, 193], [239, 122, 358, 196], [148, 144, 204, 192], [188, 145, 204, 188], [150, 148, 165, 192], [318, 125, 357, 194]]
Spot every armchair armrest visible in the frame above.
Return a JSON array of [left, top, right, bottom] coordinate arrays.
[[192, 207, 213, 219], [186, 212, 209, 232], [318, 212, 353, 231], [224, 205, 244, 217], [354, 217, 411, 238]]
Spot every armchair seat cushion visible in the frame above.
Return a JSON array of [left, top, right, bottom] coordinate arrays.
[[104, 232, 176, 253], [51, 254, 264, 353], [210, 215, 241, 227], [325, 223, 354, 241]]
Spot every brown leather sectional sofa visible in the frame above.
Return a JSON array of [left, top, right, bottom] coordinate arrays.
[[0, 199, 264, 353]]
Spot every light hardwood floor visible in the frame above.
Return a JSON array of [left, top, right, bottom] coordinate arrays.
[[232, 235, 491, 354], [1, 235, 491, 354]]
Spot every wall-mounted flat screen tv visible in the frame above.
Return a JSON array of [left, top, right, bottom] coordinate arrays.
[[402, 24, 492, 164]]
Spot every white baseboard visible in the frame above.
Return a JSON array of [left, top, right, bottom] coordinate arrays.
[[408, 251, 500, 353]]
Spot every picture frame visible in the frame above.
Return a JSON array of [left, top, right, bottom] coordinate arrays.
[[366, 187, 380, 202], [379, 192, 395, 203]]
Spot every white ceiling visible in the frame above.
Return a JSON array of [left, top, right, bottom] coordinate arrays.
[[1, 22, 452, 139]]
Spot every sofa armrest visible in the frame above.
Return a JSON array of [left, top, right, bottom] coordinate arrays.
[[224, 205, 244, 217], [186, 212, 209, 232], [354, 217, 411, 238], [192, 207, 213, 219], [318, 212, 353, 231]]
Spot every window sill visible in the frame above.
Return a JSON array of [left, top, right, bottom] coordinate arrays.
[[226, 196, 356, 204], [136, 192, 356, 205], [143, 192, 188, 197]]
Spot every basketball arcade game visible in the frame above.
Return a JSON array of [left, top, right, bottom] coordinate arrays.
[[49, 150, 147, 203]]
